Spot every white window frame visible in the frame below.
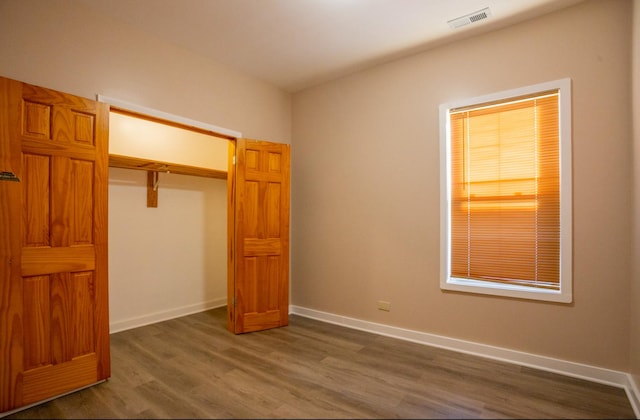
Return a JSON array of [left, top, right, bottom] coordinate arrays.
[[439, 78, 572, 303]]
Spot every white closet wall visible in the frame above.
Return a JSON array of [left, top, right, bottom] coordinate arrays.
[[107, 113, 229, 333], [108, 168, 227, 332]]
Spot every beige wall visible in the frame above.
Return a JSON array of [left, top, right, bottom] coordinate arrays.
[[292, 0, 633, 371], [631, 0, 640, 394], [0, 0, 291, 144]]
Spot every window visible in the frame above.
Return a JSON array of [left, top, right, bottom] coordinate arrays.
[[439, 79, 572, 303]]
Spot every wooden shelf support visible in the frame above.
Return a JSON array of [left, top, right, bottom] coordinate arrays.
[[108, 154, 228, 208], [147, 171, 158, 208], [109, 154, 227, 179]]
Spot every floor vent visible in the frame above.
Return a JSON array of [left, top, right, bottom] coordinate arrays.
[[448, 7, 492, 29]]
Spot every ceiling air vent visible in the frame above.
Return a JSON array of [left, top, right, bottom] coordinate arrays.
[[447, 7, 492, 29]]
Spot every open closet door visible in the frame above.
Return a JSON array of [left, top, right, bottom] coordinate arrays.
[[0, 76, 110, 412], [227, 139, 290, 334]]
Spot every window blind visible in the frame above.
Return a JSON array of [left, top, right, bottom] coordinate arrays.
[[449, 92, 560, 289]]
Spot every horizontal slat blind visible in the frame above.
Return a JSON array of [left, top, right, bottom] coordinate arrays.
[[450, 92, 560, 289]]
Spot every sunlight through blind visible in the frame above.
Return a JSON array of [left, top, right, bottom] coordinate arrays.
[[449, 92, 560, 289]]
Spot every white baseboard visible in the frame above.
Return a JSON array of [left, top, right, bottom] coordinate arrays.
[[290, 305, 640, 419], [628, 375, 640, 419], [110, 298, 227, 334]]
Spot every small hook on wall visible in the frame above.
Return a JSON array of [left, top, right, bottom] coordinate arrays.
[[152, 168, 171, 191], [152, 171, 160, 191]]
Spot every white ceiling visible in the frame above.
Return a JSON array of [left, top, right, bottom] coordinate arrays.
[[77, 0, 583, 93]]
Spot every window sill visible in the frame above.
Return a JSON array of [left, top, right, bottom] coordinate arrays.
[[441, 277, 572, 303]]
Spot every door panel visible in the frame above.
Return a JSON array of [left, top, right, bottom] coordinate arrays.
[[228, 139, 290, 334], [0, 76, 110, 412]]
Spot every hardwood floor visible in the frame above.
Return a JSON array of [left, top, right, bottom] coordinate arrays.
[[4, 307, 636, 419]]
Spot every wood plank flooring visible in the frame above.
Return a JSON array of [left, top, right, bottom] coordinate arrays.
[[4, 307, 636, 419]]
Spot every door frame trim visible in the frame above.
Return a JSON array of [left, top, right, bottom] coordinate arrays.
[[97, 95, 242, 139]]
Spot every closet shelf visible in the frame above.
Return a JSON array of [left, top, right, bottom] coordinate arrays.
[[109, 154, 227, 179]]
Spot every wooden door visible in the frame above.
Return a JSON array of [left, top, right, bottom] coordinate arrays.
[[0, 77, 110, 413], [227, 139, 290, 333]]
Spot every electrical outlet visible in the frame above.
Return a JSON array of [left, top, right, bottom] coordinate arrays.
[[377, 300, 391, 311]]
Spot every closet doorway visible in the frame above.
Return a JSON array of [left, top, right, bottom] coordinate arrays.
[[102, 100, 291, 335], [107, 107, 231, 334]]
